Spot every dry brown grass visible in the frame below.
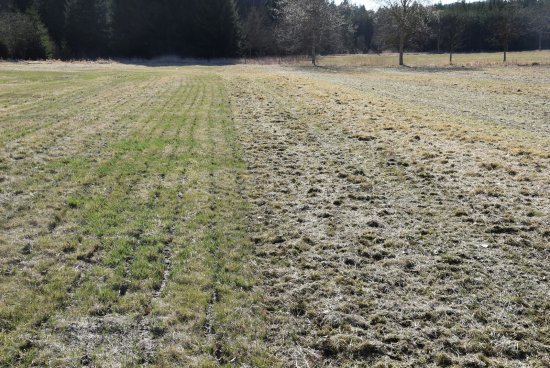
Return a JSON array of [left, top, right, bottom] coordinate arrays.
[[224, 62, 550, 367], [1, 58, 549, 367], [318, 50, 550, 67], [234, 50, 550, 67]]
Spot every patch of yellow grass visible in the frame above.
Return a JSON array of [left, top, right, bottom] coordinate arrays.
[[319, 50, 550, 67]]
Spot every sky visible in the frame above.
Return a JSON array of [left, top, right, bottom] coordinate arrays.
[[337, 0, 471, 11]]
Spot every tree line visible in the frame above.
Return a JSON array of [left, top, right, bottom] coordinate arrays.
[[0, 0, 548, 62]]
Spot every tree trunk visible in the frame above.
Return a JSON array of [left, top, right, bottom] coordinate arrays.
[[311, 43, 316, 66], [539, 30, 542, 51], [399, 34, 404, 66], [503, 44, 507, 63], [449, 50, 453, 65]]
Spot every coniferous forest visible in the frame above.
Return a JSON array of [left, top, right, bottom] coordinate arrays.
[[0, 0, 548, 60]]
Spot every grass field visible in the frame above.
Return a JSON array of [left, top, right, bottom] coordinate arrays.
[[0, 53, 549, 367], [317, 50, 550, 67]]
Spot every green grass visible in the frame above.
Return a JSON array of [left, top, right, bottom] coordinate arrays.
[[1, 57, 548, 367], [0, 66, 276, 367]]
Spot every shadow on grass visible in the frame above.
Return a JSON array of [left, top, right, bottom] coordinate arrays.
[[403, 65, 483, 73], [116, 56, 240, 67], [293, 63, 489, 74]]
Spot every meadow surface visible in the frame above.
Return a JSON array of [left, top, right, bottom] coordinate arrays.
[[0, 53, 549, 367], [318, 50, 550, 67]]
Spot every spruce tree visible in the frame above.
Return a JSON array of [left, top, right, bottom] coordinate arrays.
[[194, 0, 241, 58], [64, 0, 109, 58], [35, 0, 66, 47]]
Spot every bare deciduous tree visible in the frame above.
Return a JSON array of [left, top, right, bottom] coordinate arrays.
[[276, 0, 348, 66], [379, 0, 429, 65], [489, 0, 522, 62], [441, 10, 464, 64], [429, 8, 443, 54]]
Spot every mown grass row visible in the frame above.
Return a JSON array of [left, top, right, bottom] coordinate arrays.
[[0, 68, 275, 366], [1, 69, 185, 364]]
